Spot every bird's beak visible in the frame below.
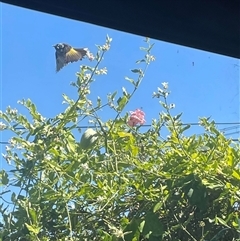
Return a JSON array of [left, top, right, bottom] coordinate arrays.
[[53, 45, 56, 48]]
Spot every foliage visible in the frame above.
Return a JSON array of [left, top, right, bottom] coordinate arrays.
[[1, 36, 240, 241]]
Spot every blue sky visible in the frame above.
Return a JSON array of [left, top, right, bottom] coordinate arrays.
[[0, 3, 239, 157]]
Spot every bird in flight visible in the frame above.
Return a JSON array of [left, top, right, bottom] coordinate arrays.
[[53, 43, 91, 72]]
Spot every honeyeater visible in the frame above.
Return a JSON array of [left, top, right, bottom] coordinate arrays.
[[53, 43, 88, 72]]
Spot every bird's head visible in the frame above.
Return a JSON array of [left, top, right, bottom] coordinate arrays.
[[53, 43, 65, 50]]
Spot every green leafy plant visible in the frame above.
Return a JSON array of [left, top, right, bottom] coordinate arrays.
[[1, 36, 240, 241]]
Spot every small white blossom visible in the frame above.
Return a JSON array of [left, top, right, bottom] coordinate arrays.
[[16, 145, 23, 150], [97, 196, 104, 202], [80, 86, 90, 95], [84, 48, 95, 61], [0, 122, 7, 130], [88, 119, 95, 124], [85, 73, 91, 80], [146, 54, 155, 62], [102, 44, 110, 51], [81, 163, 89, 170], [164, 92, 169, 97], [95, 67, 107, 75], [162, 82, 168, 89], [99, 67, 107, 75], [5, 146, 11, 151], [69, 202, 75, 209], [59, 146, 65, 152], [91, 153, 98, 158], [9, 138, 16, 145], [108, 101, 114, 108], [86, 100, 92, 106], [45, 154, 52, 161], [9, 107, 18, 115], [17, 100, 24, 105], [169, 103, 175, 109]]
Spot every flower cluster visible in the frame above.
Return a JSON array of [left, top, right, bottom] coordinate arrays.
[[128, 109, 146, 127], [84, 48, 95, 61], [95, 67, 107, 75], [152, 82, 170, 98]]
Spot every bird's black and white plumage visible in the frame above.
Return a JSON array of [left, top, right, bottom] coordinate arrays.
[[53, 43, 88, 72]]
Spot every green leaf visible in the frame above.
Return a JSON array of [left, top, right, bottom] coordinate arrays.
[[232, 170, 240, 180], [180, 124, 191, 133], [118, 132, 132, 138], [0, 112, 11, 122], [153, 202, 163, 213], [159, 101, 167, 109], [62, 94, 74, 104], [124, 218, 140, 241], [66, 133, 76, 152], [25, 99, 43, 121], [117, 96, 128, 111], [136, 59, 145, 64], [140, 47, 148, 51], [125, 76, 135, 85], [111, 91, 117, 100], [25, 223, 40, 234], [0, 170, 9, 185], [43, 190, 60, 200], [29, 208, 37, 224], [173, 113, 182, 121], [131, 69, 141, 74], [142, 212, 163, 237], [122, 87, 129, 97]]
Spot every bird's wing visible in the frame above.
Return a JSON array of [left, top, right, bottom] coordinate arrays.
[[65, 48, 87, 63], [55, 52, 66, 72]]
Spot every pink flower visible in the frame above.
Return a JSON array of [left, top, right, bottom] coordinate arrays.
[[128, 109, 146, 127]]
